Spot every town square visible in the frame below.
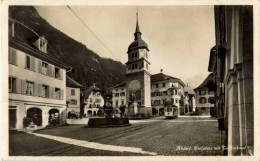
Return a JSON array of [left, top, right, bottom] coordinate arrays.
[[4, 3, 255, 158]]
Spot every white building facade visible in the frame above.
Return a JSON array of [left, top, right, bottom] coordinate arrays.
[[194, 73, 215, 116], [83, 84, 104, 116], [8, 19, 70, 129], [66, 76, 82, 115], [151, 73, 186, 116]]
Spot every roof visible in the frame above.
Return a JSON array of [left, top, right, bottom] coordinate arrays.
[[66, 76, 82, 88], [112, 82, 126, 89], [194, 73, 214, 91], [208, 45, 217, 72], [9, 18, 70, 70], [151, 73, 186, 87], [84, 85, 102, 99]]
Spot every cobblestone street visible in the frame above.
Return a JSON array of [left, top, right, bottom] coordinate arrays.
[[9, 116, 224, 156]]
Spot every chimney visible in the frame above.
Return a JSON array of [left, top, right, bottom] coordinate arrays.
[[160, 69, 163, 73]]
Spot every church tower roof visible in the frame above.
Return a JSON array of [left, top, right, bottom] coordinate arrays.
[[127, 13, 149, 53]]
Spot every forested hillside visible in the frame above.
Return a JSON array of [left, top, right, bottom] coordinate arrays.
[[9, 6, 126, 94]]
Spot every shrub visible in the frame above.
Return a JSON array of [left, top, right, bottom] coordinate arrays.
[[23, 117, 32, 128]]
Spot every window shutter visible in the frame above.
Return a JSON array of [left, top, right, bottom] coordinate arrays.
[[34, 83, 38, 96], [9, 48, 12, 64], [31, 57, 36, 71], [21, 80, 26, 95], [13, 49, 18, 65], [60, 69, 63, 80], [49, 86, 53, 98], [47, 64, 51, 76], [38, 60, 42, 73], [16, 78, 21, 94], [38, 84, 42, 97], [52, 66, 55, 77], [52, 87, 56, 99], [61, 89, 64, 100]]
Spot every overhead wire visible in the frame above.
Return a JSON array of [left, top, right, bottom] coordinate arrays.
[[66, 5, 122, 62]]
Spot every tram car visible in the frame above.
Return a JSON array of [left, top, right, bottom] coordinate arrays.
[[164, 105, 178, 119]]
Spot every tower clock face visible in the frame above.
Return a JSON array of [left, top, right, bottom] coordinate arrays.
[[128, 80, 141, 91]]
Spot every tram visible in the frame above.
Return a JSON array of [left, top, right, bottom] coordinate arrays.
[[164, 105, 178, 119]]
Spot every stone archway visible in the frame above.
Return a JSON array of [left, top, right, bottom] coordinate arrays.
[[27, 108, 42, 126], [152, 108, 157, 115], [87, 110, 92, 116], [49, 109, 60, 124], [159, 108, 164, 116]]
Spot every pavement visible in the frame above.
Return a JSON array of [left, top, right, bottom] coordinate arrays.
[[9, 116, 224, 156]]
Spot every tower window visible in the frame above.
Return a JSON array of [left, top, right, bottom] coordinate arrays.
[[135, 63, 137, 69]]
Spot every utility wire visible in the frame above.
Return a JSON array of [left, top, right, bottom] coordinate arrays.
[[66, 5, 121, 62]]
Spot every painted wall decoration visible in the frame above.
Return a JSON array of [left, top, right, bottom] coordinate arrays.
[[128, 80, 141, 101]]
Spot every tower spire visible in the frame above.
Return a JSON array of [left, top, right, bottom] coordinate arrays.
[[134, 8, 142, 40]]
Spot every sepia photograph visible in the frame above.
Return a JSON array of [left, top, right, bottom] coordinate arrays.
[[1, 1, 259, 160]]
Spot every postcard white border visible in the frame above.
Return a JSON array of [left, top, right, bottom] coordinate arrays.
[[1, 0, 259, 161]]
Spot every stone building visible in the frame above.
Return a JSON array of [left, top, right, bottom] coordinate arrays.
[[83, 84, 104, 116], [194, 73, 216, 116], [151, 72, 186, 116], [111, 82, 126, 108], [111, 72, 186, 117], [8, 18, 70, 129], [208, 6, 253, 155], [66, 76, 82, 116], [125, 14, 152, 117]]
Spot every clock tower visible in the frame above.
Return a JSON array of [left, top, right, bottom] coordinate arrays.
[[125, 13, 152, 117]]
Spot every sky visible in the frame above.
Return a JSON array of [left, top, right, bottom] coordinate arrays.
[[35, 5, 215, 80]]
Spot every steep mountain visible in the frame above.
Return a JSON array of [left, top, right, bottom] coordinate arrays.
[[9, 6, 126, 94], [184, 73, 210, 94]]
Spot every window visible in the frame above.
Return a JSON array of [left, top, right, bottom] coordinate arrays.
[[9, 77, 16, 93], [208, 91, 215, 95], [132, 64, 134, 69], [9, 48, 17, 65], [175, 90, 178, 95], [39, 39, 47, 53], [156, 83, 159, 88], [115, 93, 119, 97], [120, 92, 125, 96], [95, 99, 101, 103], [154, 100, 161, 105], [175, 99, 178, 103], [199, 97, 207, 104], [41, 62, 48, 75], [135, 63, 137, 69], [199, 90, 206, 95], [121, 100, 124, 105], [42, 85, 49, 98], [70, 99, 77, 105], [90, 98, 92, 102], [163, 91, 167, 96], [55, 67, 60, 79], [96, 93, 101, 97], [208, 97, 215, 104], [71, 89, 75, 96], [54, 88, 61, 99], [135, 52, 138, 58], [26, 56, 31, 69], [146, 63, 148, 69], [163, 83, 165, 87], [116, 100, 118, 107], [26, 81, 34, 96]]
